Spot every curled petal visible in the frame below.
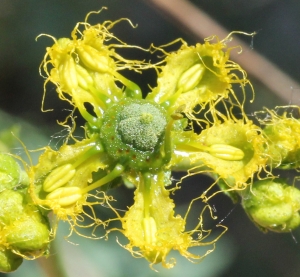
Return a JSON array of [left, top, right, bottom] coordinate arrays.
[[107, 171, 224, 269], [172, 120, 268, 189], [147, 35, 252, 116]]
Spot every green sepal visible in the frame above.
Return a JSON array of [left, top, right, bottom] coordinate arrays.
[[0, 249, 23, 273]]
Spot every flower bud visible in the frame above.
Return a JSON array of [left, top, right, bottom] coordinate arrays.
[[5, 211, 50, 252], [242, 179, 300, 232], [0, 190, 50, 256], [261, 110, 300, 169], [0, 154, 20, 191]]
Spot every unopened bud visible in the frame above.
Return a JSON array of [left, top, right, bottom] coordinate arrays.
[[242, 179, 300, 232], [6, 213, 50, 252]]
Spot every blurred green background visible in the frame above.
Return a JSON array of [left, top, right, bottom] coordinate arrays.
[[1, 0, 300, 276]]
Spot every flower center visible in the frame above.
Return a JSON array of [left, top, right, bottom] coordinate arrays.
[[100, 98, 168, 171], [118, 102, 166, 151]]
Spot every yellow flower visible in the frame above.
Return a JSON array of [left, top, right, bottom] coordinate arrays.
[[36, 10, 279, 268]]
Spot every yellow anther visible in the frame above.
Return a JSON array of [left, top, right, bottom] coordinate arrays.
[[142, 217, 157, 244], [59, 55, 78, 91], [208, 144, 245, 161], [76, 44, 110, 73], [57, 38, 73, 51], [43, 164, 76, 192], [75, 64, 94, 90], [45, 186, 82, 207], [177, 63, 205, 92]]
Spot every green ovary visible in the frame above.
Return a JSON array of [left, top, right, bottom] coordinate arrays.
[[118, 102, 167, 151], [100, 98, 168, 171]]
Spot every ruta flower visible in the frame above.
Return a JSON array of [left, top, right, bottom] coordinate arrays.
[[35, 10, 279, 268]]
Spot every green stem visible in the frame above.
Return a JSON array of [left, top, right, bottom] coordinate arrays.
[[113, 71, 142, 99], [81, 163, 125, 194], [77, 102, 98, 126], [142, 172, 152, 218], [163, 119, 174, 164], [176, 141, 211, 153], [72, 142, 104, 168], [160, 88, 183, 112]]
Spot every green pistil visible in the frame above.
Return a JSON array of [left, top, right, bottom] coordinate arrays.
[[100, 98, 169, 171]]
